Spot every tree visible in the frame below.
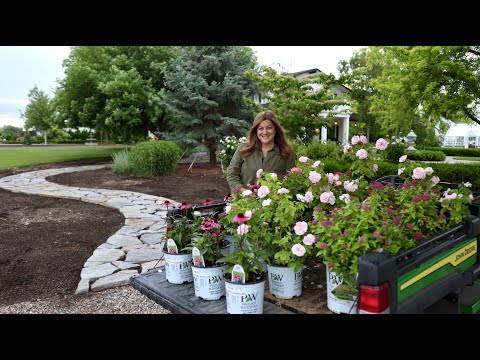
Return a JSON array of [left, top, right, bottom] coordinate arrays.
[[162, 46, 257, 165], [23, 85, 54, 144], [53, 46, 180, 142], [245, 66, 347, 144], [0, 125, 23, 142]]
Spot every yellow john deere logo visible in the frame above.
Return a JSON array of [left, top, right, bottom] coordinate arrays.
[[400, 240, 477, 291]]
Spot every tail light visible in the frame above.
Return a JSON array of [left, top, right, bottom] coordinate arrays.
[[357, 282, 390, 314]]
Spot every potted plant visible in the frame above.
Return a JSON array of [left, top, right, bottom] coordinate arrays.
[[220, 169, 319, 303], [162, 201, 196, 284], [185, 214, 229, 301]]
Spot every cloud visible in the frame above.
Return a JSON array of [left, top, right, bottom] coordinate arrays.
[[0, 113, 24, 129]]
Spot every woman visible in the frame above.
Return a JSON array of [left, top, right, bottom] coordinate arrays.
[[226, 110, 295, 192]]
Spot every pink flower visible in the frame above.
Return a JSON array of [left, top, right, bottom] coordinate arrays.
[[256, 169, 263, 178], [233, 213, 248, 224], [359, 135, 368, 144], [294, 221, 308, 235], [236, 224, 249, 236], [309, 171, 321, 183], [399, 155, 407, 163], [257, 185, 270, 198], [412, 167, 426, 180], [356, 149, 368, 160], [291, 244, 306, 256], [299, 156, 309, 163], [375, 138, 389, 150], [303, 234, 316, 245], [351, 135, 360, 145]]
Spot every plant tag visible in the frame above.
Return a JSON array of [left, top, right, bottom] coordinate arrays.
[[192, 247, 205, 267], [166, 238, 178, 254], [231, 264, 245, 283]]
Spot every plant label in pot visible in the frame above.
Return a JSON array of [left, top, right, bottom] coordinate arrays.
[[231, 264, 245, 284], [166, 238, 178, 254], [192, 246, 205, 267]]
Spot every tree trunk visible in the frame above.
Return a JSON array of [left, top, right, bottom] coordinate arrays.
[[44, 131, 47, 145], [209, 143, 217, 165]]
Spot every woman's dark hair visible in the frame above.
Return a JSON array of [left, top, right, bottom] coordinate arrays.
[[240, 110, 293, 160]]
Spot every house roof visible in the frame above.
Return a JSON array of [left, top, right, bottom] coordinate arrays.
[[289, 68, 351, 92], [445, 123, 480, 137]]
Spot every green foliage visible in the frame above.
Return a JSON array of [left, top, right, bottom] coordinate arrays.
[[426, 147, 480, 157], [23, 131, 32, 145], [128, 140, 181, 177], [245, 66, 347, 143], [423, 162, 480, 184], [406, 150, 446, 161], [54, 46, 180, 139], [111, 148, 133, 174], [385, 141, 407, 163], [0, 125, 23, 141], [162, 46, 256, 165], [23, 85, 54, 134], [304, 141, 343, 160]]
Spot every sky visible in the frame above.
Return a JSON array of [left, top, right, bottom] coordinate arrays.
[[0, 46, 364, 130]]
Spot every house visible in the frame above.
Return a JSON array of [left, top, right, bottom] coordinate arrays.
[[443, 123, 480, 148], [253, 68, 356, 145]]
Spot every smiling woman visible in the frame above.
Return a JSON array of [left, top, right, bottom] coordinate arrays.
[[226, 110, 295, 193]]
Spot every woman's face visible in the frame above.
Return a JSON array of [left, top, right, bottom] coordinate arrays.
[[257, 119, 276, 147]]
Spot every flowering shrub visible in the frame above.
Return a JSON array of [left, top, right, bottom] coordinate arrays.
[[216, 135, 247, 169], [312, 149, 474, 285]]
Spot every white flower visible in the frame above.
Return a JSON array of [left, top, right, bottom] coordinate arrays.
[[262, 199, 272, 207]]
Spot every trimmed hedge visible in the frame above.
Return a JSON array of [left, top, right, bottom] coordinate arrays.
[[425, 147, 480, 157], [405, 150, 446, 161]]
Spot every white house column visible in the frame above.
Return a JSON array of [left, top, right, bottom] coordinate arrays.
[[320, 127, 327, 144], [343, 116, 349, 145]]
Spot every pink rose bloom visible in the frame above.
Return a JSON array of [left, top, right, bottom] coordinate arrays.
[[320, 191, 335, 205], [412, 167, 426, 180], [430, 176, 440, 187], [375, 138, 389, 150], [351, 135, 360, 145], [425, 167, 434, 174], [257, 185, 270, 198], [373, 163, 378, 172], [290, 167, 303, 174], [335, 180, 342, 186], [236, 224, 249, 235], [326, 173, 335, 184], [262, 199, 271, 207], [302, 234, 316, 245], [304, 191, 314, 203], [299, 156, 309, 163], [359, 135, 368, 144], [256, 169, 263, 178], [343, 144, 351, 154], [312, 160, 322, 168], [277, 187, 290, 194], [309, 171, 321, 183], [294, 221, 308, 236], [356, 148, 368, 159], [291, 243, 306, 257], [399, 155, 407, 163]]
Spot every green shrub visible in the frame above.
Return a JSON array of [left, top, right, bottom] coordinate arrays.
[[129, 140, 182, 177], [305, 141, 342, 160], [385, 142, 407, 163], [111, 148, 133, 174], [406, 150, 446, 161]]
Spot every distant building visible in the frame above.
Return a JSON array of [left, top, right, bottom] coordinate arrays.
[[443, 123, 480, 148]]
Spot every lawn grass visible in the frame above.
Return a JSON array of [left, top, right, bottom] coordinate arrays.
[[0, 145, 127, 170], [452, 157, 480, 162]]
